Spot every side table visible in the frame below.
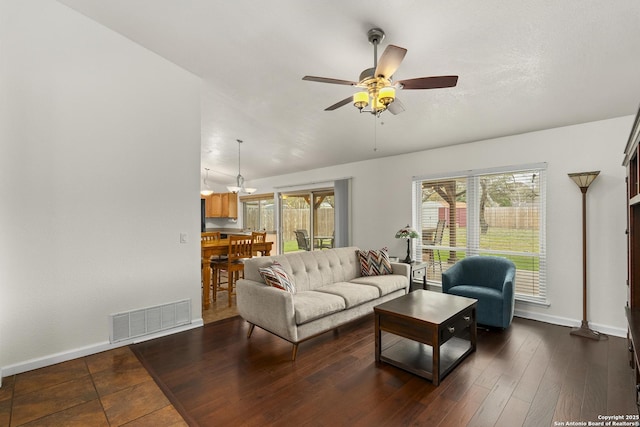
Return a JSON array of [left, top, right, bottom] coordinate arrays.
[[408, 261, 428, 291]]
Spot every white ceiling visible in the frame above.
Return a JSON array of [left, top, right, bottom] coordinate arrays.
[[58, 0, 640, 186]]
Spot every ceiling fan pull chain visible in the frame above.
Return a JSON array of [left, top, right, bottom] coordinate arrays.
[[373, 115, 378, 152]]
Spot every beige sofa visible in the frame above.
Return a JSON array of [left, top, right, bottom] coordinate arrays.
[[236, 246, 410, 360]]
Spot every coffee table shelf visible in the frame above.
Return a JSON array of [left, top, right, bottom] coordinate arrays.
[[380, 335, 473, 382]]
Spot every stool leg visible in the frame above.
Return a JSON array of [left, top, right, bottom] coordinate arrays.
[[228, 271, 234, 307], [212, 265, 217, 302]]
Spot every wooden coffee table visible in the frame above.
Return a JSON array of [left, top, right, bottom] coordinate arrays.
[[374, 290, 477, 385]]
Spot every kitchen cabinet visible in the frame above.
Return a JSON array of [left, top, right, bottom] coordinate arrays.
[[208, 194, 222, 217], [202, 192, 238, 218], [221, 193, 238, 218]]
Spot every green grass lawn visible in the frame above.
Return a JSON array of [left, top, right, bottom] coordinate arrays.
[[283, 240, 299, 252], [433, 250, 538, 271], [437, 227, 540, 271]]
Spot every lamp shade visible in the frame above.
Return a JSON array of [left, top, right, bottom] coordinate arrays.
[[395, 225, 419, 239], [568, 171, 600, 189], [353, 91, 369, 109], [201, 168, 214, 196], [378, 86, 395, 106]]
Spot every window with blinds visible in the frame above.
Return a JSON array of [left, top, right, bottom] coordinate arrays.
[[413, 164, 547, 304], [240, 193, 275, 233]]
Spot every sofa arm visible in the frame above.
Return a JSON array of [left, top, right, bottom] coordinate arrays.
[[236, 279, 298, 342], [390, 262, 410, 280]]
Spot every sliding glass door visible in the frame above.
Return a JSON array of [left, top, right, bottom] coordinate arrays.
[[241, 194, 276, 252], [280, 190, 334, 253]]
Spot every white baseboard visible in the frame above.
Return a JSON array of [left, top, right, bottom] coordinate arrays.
[[514, 308, 626, 338], [427, 282, 627, 338], [1, 318, 203, 377], [0, 311, 624, 381]]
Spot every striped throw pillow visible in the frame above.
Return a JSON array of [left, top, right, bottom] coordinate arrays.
[[259, 261, 296, 293], [358, 249, 393, 276]]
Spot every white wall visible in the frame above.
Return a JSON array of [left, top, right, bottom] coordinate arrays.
[[0, 1, 202, 375], [249, 116, 634, 336]]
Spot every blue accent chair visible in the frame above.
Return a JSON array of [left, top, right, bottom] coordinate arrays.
[[441, 256, 516, 329]]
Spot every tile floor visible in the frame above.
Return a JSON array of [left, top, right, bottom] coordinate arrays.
[[0, 346, 186, 426], [0, 289, 236, 426]]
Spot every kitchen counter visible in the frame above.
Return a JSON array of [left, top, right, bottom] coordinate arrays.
[[203, 228, 251, 237]]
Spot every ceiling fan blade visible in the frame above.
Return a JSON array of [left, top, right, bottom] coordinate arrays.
[[303, 76, 357, 86], [325, 96, 353, 111], [374, 45, 407, 79], [387, 98, 405, 115], [398, 75, 458, 90]]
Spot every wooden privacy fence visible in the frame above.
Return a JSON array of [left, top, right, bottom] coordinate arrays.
[[244, 206, 334, 241], [424, 205, 539, 230], [484, 207, 539, 229], [281, 208, 334, 241]]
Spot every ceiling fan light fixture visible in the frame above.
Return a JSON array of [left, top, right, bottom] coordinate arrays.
[[378, 86, 395, 106], [303, 27, 459, 118], [353, 91, 369, 110], [370, 92, 387, 115]]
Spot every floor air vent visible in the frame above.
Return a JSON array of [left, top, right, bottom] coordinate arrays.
[[110, 299, 191, 343]]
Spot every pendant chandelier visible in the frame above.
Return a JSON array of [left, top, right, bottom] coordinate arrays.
[[227, 139, 256, 194], [200, 168, 213, 196]]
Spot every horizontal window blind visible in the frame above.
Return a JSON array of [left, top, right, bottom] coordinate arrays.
[[242, 196, 275, 233], [413, 165, 547, 304]]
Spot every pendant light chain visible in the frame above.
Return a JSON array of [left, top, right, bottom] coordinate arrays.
[[237, 139, 242, 185], [226, 139, 256, 194]]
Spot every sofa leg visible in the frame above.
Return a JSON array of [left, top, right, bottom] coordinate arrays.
[[247, 323, 255, 339], [291, 343, 299, 361]]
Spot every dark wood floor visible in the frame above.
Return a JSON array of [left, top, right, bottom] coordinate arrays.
[[132, 315, 637, 427]]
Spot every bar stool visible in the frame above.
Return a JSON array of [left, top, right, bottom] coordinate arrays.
[[211, 235, 254, 307]]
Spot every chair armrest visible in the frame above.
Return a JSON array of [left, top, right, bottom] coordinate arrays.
[[441, 262, 463, 293], [500, 268, 516, 301], [236, 279, 298, 342]]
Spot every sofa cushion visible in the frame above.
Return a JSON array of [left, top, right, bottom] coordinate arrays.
[[357, 249, 392, 276], [349, 274, 408, 297], [259, 262, 296, 293], [315, 282, 381, 308], [292, 291, 346, 325], [242, 247, 362, 292]]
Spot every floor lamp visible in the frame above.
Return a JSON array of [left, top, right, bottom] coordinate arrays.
[[568, 171, 607, 340]]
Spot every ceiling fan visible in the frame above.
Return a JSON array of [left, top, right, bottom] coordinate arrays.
[[303, 28, 458, 116]]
